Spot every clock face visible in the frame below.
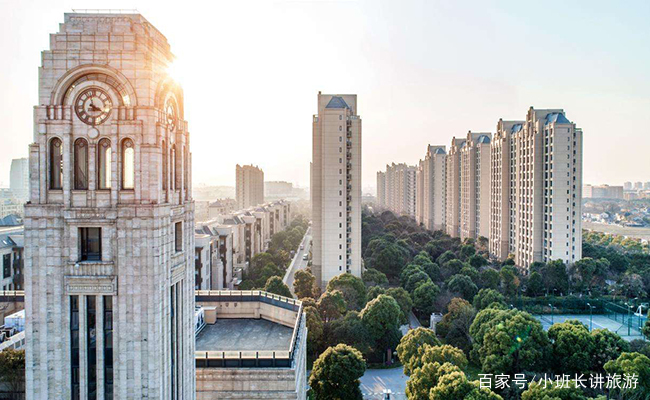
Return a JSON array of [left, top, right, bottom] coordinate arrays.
[[75, 88, 113, 125], [165, 97, 177, 131]]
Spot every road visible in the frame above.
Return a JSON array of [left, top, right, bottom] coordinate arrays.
[[360, 367, 408, 399], [283, 227, 311, 292]]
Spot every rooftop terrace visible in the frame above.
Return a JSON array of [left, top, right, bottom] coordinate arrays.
[[195, 318, 293, 352]]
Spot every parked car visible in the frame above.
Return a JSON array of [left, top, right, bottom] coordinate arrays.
[[303, 254, 308, 261]]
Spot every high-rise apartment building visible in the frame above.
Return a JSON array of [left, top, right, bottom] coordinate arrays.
[[623, 181, 632, 191], [376, 171, 386, 207], [490, 108, 583, 270], [10, 158, 29, 203], [25, 13, 195, 399], [311, 93, 362, 288], [415, 145, 447, 231], [236, 164, 264, 209], [445, 138, 465, 238], [384, 163, 417, 218], [583, 184, 623, 199], [460, 132, 492, 240]]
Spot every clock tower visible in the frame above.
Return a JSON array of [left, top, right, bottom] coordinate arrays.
[[25, 12, 195, 400]]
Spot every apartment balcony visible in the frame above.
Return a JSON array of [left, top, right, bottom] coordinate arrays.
[[346, 237, 351, 243], [346, 131, 352, 139], [346, 152, 352, 160], [346, 140, 352, 146], [346, 206, 351, 212], [346, 226, 352, 233], [346, 247, 352, 254]]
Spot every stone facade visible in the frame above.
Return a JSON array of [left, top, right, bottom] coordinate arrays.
[[25, 13, 195, 400]]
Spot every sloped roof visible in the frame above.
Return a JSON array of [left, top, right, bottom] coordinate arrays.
[[325, 96, 350, 109], [545, 112, 570, 125], [477, 135, 491, 144], [0, 215, 22, 226]]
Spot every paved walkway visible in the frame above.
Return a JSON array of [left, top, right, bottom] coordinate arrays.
[[283, 228, 311, 292], [360, 367, 408, 399]]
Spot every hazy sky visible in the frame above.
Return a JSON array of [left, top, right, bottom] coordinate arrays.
[[1, 0, 649, 190]]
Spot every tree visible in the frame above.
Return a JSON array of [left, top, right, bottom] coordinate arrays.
[[407, 362, 461, 400], [406, 344, 468, 375], [412, 281, 440, 317], [547, 320, 594, 374], [478, 310, 551, 374], [544, 260, 569, 295], [317, 290, 347, 322], [459, 266, 480, 283], [436, 298, 475, 353], [473, 289, 505, 311], [327, 311, 373, 356], [468, 254, 488, 269], [367, 285, 386, 301], [386, 287, 413, 325], [293, 269, 315, 299], [405, 270, 432, 294], [499, 265, 520, 297], [643, 310, 650, 340], [480, 268, 500, 290], [263, 276, 292, 298], [327, 273, 367, 310], [304, 306, 324, 357], [573, 257, 607, 293], [436, 250, 457, 267], [362, 268, 388, 287], [521, 381, 591, 400], [373, 244, 409, 279], [0, 349, 24, 399], [604, 352, 650, 399], [396, 327, 441, 376], [360, 295, 402, 353], [459, 244, 476, 260], [447, 274, 478, 302], [429, 369, 475, 399], [412, 252, 441, 281], [441, 259, 465, 280], [309, 344, 367, 400], [525, 272, 544, 297], [590, 328, 629, 371]]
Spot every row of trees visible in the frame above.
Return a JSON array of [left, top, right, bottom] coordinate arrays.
[[239, 215, 309, 290]]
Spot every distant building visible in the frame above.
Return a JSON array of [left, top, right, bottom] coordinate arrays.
[[644, 182, 650, 190], [0, 201, 23, 219], [311, 93, 362, 288], [236, 164, 264, 209], [583, 184, 624, 199], [445, 137, 466, 238], [9, 158, 28, 203], [460, 132, 491, 240], [415, 145, 446, 231], [379, 163, 417, 218], [376, 171, 386, 207], [624, 181, 632, 191], [634, 182, 643, 190], [0, 227, 24, 291], [265, 181, 293, 199]]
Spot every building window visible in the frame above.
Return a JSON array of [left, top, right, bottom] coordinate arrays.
[[87, 296, 97, 400], [50, 138, 63, 190], [121, 139, 135, 190], [70, 296, 80, 400], [170, 145, 176, 191], [162, 140, 168, 190], [104, 296, 114, 400], [97, 139, 111, 189], [79, 227, 101, 261], [175, 222, 183, 252], [74, 139, 89, 190], [2, 254, 10, 279], [174, 145, 181, 190]]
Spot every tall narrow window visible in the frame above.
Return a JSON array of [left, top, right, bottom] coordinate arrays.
[[175, 222, 183, 253], [70, 296, 80, 400], [80, 227, 102, 261], [183, 146, 188, 194], [74, 139, 89, 190], [103, 296, 114, 400], [162, 140, 168, 190], [121, 139, 134, 190], [87, 296, 97, 400], [50, 138, 63, 189], [170, 145, 176, 191], [175, 145, 180, 191], [97, 139, 111, 189]]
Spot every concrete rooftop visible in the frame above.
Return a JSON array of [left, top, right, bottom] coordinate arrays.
[[195, 319, 293, 352]]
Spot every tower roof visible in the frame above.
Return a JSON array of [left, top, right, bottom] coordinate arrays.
[[325, 96, 351, 109]]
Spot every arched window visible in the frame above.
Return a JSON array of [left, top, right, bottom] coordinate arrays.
[[171, 145, 176, 191], [49, 138, 63, 190], [74, 138, 88, 190], [97, 139, 111, 189], [121, 138, 135, 190], [162, 140, 167, 190]]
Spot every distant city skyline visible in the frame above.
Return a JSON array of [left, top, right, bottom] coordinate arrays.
[[1, 0, 649, 189]]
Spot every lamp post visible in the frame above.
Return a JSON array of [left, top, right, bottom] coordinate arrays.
[[587, 302, 593, 331]]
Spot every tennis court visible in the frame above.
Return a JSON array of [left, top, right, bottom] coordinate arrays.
[[535, 313, 646, 341]]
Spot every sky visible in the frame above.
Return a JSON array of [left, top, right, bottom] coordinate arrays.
[[0, 0, 649, 191]]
